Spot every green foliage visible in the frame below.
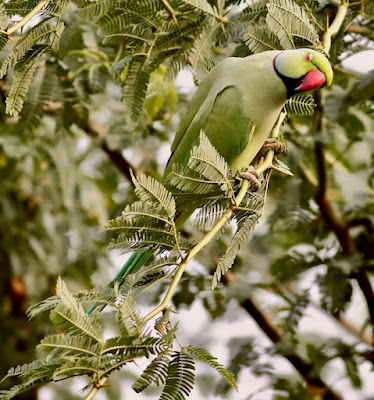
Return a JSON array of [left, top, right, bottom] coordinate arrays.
[[1, 4, 66, 116], [105, 173, 191, 253], [132, 353, 171, 393], [185, 346, 237, 390], [284, 94, 316, 115], [212, 172, 271, 289], [316, 266, 353, 313], [0, 0, 373, 399], [0, 278, 171, 399], [244, 0, 323, 53], [160, 351, 195, 400]]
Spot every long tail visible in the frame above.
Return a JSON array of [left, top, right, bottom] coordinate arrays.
[[48, 251, 153, 360], [87, 250, 152, 315]]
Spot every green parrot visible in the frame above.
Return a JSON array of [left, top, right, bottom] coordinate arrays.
[[105, 48, 333, 289]]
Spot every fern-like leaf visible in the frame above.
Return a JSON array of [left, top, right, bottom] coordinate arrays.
[[99, 354, 140, 376], [102, 336, 166, 357], [55, 277, 84, 313], [0, 34, 7, 53], [27, 295, 61, 319], [107, 231, 174, 252], [27, 286, 117, 319], [132, 172, 176, 219], [188, 19, 219, 82], [0, 22, 56, 78], [5, 45, 48, 117], [50, 304, 103, 343], [106, 200, 191, 253], [79, 0, 117, 19], [244, 19, 281, 53], [239, 0, 268, 22], [167, 164, 229, 196], [284, 94, 316, 115], [190, 131, 229, 182], [132, 353, 171, 392], [185, 346, 237, 390], [266, 0, 321, 49], [362, 0, 374, 18], [19, 63, 59, 129], [122, 57, 151, 125], [194, 202, 230, 230], [182, 0, 220, 19], [4, 1, 39, 17], [160, 351, 195, 400], [0, 3, 8, 30], [52, 359, 97, 379], [37, 334, 101, 357], [2, 360, 61, 382], [212, 175, 270, 288], [212, 211, 257, 289], [118, 294, 143, 336], [106, 202, 173, 229]]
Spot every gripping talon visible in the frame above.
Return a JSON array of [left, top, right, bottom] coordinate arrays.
[[258, 138, 284, 159], [240, 167, 261, 191]]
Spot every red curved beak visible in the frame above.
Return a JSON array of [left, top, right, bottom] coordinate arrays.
[[296, 69, 326, 92]]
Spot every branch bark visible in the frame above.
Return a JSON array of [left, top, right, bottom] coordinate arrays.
[[82, 120, 140, 182], [1, 0, 50, 36], [312, 0, 374, 346], [240, 297, 343, 400], [313, 84, 374, 346]]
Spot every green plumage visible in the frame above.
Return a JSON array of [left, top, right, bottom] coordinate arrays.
[[164, 51, 287, 176], [107, 48, 333, 286]]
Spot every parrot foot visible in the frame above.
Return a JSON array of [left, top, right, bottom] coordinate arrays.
[[241, 167, 261, 191], [258, 138, 284, 158]]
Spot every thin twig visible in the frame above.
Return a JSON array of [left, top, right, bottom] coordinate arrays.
[[346, 24, 374, 40], [1, 0, 50, 36], [82, 121, 140, 182], [322, 0, 348, 54], [313, 0, 374, 345], [159, 0, 178, 25], [84, 377, 108, 400], [142, 113, 287, 323]]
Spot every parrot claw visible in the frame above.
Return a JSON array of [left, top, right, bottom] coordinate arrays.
[[258, 138, 284, 158], [240, 167, 261, 191]]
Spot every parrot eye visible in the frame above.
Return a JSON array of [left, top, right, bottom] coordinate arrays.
[[305, 53, 313, 62]]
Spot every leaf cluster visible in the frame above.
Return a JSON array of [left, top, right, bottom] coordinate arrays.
[[1, 277, 237, 400], [243, 0, 323, 54], [1, 1, 67, 116]]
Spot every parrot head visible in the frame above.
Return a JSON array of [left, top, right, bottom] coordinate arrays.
[[274, 48, 333, 98]]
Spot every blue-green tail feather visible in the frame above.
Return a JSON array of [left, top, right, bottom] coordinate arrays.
[[87, 250, 153, 315]]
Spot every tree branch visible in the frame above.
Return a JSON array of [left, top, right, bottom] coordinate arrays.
[[82, 120, 140, 182], [240, 297, 343, 400], [159, 0, 178, 25], [280, 284, 374, 346], [346, 24, 374, 40], [84, 377, 108, 400], [311, 0, 374, 345], [1, 0, 50, 36], [142, 113, 287, 323], [100, 142, 139, 182]]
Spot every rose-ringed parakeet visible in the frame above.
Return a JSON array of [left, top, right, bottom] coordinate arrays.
[[107, 48, 333, 286]]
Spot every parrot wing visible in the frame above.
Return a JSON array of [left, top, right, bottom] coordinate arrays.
[[164, 83, 255, 177]]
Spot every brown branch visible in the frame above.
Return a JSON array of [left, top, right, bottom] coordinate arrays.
[[240, 297, 343, 400], [100, 142, 139, 182], [81, 120, 140, 182], [346, 24, 374, 40], [279, 284, 374, 346], [312, 89, 374, 346]]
